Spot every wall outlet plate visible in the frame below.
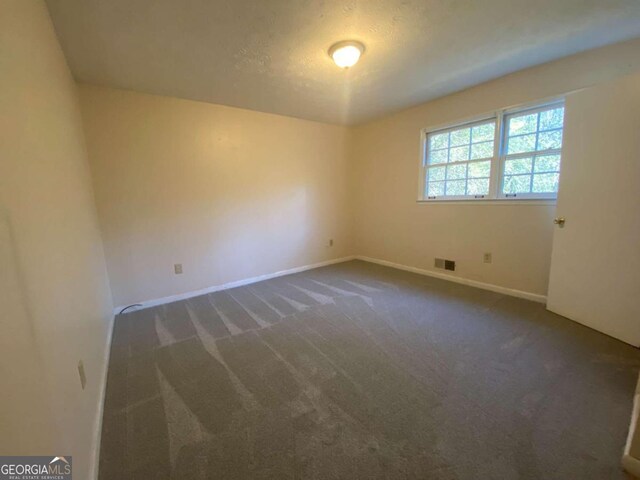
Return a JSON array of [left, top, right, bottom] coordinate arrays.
[[483, 253, 492, 263], [174, 263, 183, 274]]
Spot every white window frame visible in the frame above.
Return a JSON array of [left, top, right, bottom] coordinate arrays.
[[421, 117, 498, 201], [498, 101, 565, 200], [418, 97, 565, 203]]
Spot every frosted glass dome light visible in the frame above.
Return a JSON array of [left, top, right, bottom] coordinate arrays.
[[329, 41, 365, 68]]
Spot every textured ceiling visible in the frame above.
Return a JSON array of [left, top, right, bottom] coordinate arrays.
[[45, 0, 640, 125]]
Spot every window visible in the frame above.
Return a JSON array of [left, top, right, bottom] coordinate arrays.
[[501, 104, 564, 198], [425, 120, 496, 199], [420, 100, 565, 201]]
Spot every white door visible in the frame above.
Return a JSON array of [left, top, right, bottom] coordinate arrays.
[[547, 73, 640, 347]]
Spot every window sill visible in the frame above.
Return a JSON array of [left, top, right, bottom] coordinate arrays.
[[416, 198, 556, 206]]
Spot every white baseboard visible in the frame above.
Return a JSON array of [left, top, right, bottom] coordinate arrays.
[[114, 254, 547, 313], [89, 313, 115, 479], [113, 256, 356, 314], [356, 255, 547, 303]]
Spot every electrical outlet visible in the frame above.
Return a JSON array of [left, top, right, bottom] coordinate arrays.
[[328, 239, 334, 247], [78, 360, 86, 390], [174, 263, 183, 274], [483, 253, 492, 264]]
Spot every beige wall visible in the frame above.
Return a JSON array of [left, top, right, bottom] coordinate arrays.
[[350, 38, 640, 296], [79, 38, 640, 308], [0, 1, 113, 478], [79, 85, 353, 307]]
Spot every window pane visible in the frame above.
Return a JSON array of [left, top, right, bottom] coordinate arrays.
[[429, 149, 448, 164], [429, 133, 449, 150], [534, 154, 560, 173], [446, 164, 466, 180], [472, 123, 495, 142], [539, 107, 564, 130], [537, 130, 562, 151], [468, 160, 491, 178], [532, 173, 559, 193], [503, 175, 531, 194], [467, 178, 489, 195], [507, 134, 536, 154], [449, 145, 470, 162], [445, 180, 466, 195], [504, 157, 532, 175], [508, 113, 538, 136], [428, 165, 446, 181], [450, 128, 470, 146], [470, 141, 493, 160], [424, 118, 499, 199], [501, 104, 564, 197], [427, 181, 445, 197]]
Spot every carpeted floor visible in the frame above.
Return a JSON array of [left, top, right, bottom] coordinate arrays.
[[99, 260, 640, 479]]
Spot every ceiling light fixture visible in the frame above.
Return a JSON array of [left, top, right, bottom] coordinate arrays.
[[328, 40, 365, 69]]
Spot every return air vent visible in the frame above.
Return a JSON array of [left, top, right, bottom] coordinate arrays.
[[435, 258, 456, 271]]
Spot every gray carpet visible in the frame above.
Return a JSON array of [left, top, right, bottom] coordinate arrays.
[[99, 260, 640, 479]]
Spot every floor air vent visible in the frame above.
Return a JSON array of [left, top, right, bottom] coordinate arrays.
[[435, 258, 456, 271]]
